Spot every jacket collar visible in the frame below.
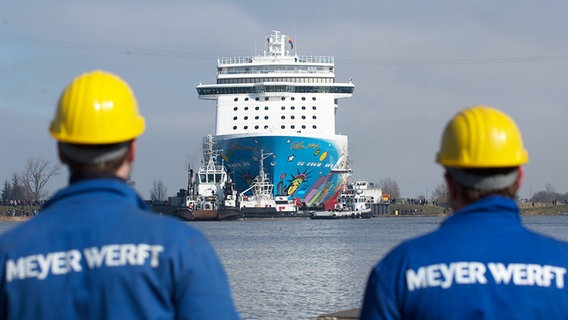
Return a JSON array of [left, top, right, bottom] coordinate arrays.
[[441, 195, 521, 227]]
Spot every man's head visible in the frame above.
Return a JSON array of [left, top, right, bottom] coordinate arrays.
[[49, 70, 145, 177], [436, 106, 529, 209]]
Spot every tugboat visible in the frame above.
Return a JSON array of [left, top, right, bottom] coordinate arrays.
[[309, 182, 372, 219], [188, 135, 241, 221], [238, 150, 304, 218]]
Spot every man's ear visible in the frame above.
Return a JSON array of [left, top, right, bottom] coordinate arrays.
[[516, 166, 524, 188], [127, 140, 137, 163], [57, 143, 67, 164], [444, 171, 459, 201]]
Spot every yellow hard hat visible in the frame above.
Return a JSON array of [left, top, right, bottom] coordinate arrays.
[[436, 105, 528, 168], [49, 70, 145, 144]]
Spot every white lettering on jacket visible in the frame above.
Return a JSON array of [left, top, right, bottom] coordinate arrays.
[[5, 244, 164, 282], [487, 263, 566, 288], [406, 262, 487, 291], [406, 262, 567, 291]]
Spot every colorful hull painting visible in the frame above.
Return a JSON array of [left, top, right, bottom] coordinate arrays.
[[215, 134, 350, 207]]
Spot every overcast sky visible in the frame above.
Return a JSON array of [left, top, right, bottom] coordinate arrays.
[[2, 0, 568, 200]]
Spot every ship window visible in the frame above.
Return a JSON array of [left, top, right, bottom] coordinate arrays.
[[233, 107, 238, 111], [264, 106, 269, 110], [245, 107, 249, 110], [255, 97, 260, 101], [281, 97, 285, 101], [233, 116, 238, 120], [233, 126, 237, 130], [291, 116, 295, 119], [313, 125, 317, 129], [281, 115, 285, 119], [244, 116, 249, 120], [301, 116, 306, 119], [281, 125, 285, 129], [291, 106, 295, 110], [302, 97, 306, 101], [281, 106, 285, 110], [312, 106, 317, 110], [264, 116, 269, 120], [255, 125, 259, 129], [234, 98, 238, 102], [312, 115, 317, 119], [302, 125, 306, 129], [245, 97, 249, 101], [264, 125, 269, 129], [255, 116, 259, 120], [302, 106, 306, 110], [291, 125, 295, 129], [255, 106, 259, 110], [312, 97, 316, 101], [291, 97, 295, 101], [264, 97, 269, 101], [244, 125, 249, 129]]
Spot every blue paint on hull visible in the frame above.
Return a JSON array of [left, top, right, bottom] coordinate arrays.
[[214, 135, 350, 206]]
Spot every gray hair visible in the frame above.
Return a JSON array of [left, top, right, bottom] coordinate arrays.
[[446, 167, 519, 191], [59, 142, 130, 165]]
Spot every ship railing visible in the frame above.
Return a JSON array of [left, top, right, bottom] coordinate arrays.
[[218, 55, 334, 65]]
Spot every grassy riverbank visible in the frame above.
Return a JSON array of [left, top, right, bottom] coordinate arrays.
[[1, 202, 567, 223], [389, 202, 568, 217]]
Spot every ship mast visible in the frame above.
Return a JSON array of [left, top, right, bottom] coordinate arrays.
[[265, 30, 292, 57]]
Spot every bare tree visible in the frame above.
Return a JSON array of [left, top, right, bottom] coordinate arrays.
[[531, 183, 561, 203], [379, 177, 401, 199], [150, 179, 167, 202], [19, 158, 62, 202], [431, 181, 449, 205]]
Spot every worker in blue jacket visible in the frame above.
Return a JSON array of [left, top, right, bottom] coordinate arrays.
[[361, 106, 568, 319], [0, 70, 240, 319]]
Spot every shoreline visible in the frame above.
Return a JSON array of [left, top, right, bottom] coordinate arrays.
[[1, 208, 566, 223], [0, 216, 34, 223]]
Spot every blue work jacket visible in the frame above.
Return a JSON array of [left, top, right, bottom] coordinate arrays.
[[0, 178, 239, 320], [361, 196, 568, 319]]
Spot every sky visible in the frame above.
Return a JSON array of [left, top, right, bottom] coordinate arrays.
[[2, 0, 568, 200]]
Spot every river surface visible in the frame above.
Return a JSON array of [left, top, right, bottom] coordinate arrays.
[[2, 215, 568, 319]]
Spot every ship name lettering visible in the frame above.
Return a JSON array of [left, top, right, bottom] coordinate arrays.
[[291, 142, 305, 150]]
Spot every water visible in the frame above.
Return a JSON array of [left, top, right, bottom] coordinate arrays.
[[2, 215, 568, 319]]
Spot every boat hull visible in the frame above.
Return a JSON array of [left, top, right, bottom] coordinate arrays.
[[192, 207, 242, 221], [191, 209, 218, 221], [309, 209, 372, 220], [241, 207, 311, 219], [172, 208, 194, 221], [215, 134, 350, 207]]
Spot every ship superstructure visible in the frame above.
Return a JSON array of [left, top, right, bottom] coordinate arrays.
[[196, 30, 354, 208]]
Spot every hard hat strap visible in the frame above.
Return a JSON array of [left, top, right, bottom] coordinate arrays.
[[447, 167, 518, 191]]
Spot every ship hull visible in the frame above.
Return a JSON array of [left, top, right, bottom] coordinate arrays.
[[214, 134, 350, 207], [191, 209, 218, 221]]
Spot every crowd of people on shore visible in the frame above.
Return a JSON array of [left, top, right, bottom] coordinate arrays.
[[0, 200, 43, 217]]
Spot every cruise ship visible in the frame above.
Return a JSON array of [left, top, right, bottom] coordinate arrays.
[[196, 30, 355, 208]]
